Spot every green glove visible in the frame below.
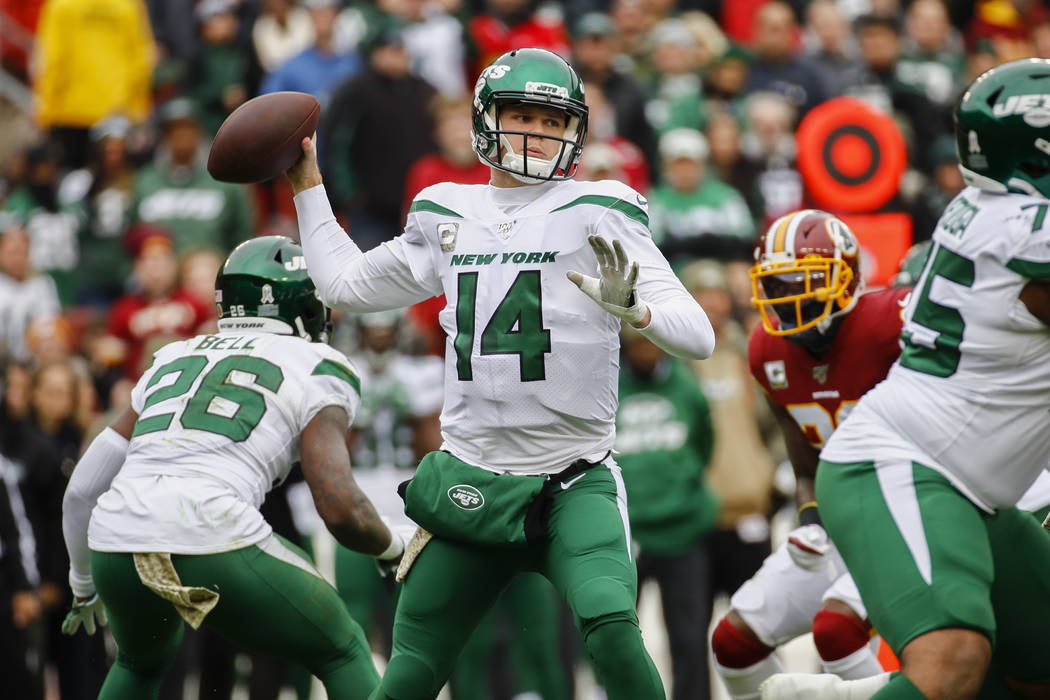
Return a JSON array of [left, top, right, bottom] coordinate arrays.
[[61, 594, 108, 636]]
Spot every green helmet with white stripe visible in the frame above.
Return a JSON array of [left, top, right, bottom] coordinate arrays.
[[215, 235, 331, 342], [471, 47, 589, 183], [956, 58, 1050, 198]]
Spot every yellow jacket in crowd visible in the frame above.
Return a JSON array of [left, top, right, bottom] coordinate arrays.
[[33, 0, 155, 128]]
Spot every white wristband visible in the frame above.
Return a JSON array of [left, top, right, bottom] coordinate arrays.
[[376, 531, 405, 561]]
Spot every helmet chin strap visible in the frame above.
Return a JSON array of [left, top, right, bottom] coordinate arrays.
[[959, 165, 1009, 193]]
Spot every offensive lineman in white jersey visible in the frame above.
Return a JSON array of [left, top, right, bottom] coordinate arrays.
[[286, 47, 714, 699], [762, 58, 1050, 700], [60, 236, 411, 700]]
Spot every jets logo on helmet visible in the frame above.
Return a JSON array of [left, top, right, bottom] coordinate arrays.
[[956, 58, 1050, 198], [215, 236, 331, 342], [750, 209, 863, 341], [471, 47, 589, 184]]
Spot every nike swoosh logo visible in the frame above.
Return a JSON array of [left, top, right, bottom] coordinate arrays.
[[560, 473, 587, 490]]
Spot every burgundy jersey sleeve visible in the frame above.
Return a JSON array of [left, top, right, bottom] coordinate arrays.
[[747, 322, 774, 396], [871, 286, 911, 371]]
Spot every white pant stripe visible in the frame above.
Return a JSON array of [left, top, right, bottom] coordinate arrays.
[[256, 534, 324, 581], [604, 460, 633, 563], [875, 459, 933, 585]]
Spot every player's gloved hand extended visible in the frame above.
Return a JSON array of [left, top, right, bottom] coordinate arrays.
[[786, 524, 831, 571], [374, 523, 416, 578], [61, 594, 107, 636], [567, 236, 649, 327]]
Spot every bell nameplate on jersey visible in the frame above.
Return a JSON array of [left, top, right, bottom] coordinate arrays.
[[764, 360, 788, 390], [438, 223, 459, 252], [812, 364, 829, 385]]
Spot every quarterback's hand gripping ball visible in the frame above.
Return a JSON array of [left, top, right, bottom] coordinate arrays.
[[208, 91, 320, 184]]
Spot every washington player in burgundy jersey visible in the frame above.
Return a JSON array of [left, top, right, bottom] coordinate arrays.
[[749, 287, 908, 449], [711, 209, 910, 699]]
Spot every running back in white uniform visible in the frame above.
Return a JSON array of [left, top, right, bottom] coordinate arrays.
[[88, 332, 362, 553], [824, 186, 1050, 509]]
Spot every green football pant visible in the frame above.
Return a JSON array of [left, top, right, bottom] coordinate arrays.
[[451, 572, 571, 700], [817, 458, 1050, 688], [91, 535, 380, 700], [370, 461, 664, 700], [339, 544, 570, 698], [336, 545, 391, 644]]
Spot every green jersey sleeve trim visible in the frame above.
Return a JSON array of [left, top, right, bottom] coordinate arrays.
[[311, 359, 361, 394], [551, 195, 649, 228], [409, 200, 463, 218], [1006, 257, 1050, 280]]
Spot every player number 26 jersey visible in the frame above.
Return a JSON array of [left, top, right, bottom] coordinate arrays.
[[88, 332, 361, 554]]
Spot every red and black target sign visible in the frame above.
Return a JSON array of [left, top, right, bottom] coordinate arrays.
[[796, 97, 907, 213]]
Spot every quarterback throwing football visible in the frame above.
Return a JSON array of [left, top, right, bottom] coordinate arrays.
[[286, 47, 714, 700]]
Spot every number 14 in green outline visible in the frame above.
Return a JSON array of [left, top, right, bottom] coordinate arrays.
[[454, 270, 552, 382]]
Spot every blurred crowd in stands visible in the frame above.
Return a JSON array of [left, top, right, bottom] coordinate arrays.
[[0, 0, 1046, 697]]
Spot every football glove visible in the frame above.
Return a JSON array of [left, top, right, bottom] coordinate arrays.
[[786, 524, 831, 571], [374, 524, 416, 575], [567, 235, 649, 326], [61, 594, 107, 636]]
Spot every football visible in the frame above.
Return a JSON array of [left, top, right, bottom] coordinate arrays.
[[207, 91, 320, 184]]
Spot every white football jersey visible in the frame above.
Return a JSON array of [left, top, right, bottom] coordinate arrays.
[[824, 187, 1050, 510], [1017, 469, 1050, 512], [350, 353, 444, 469], [395, 179, 690, 473], [88, 332, 362, 553]]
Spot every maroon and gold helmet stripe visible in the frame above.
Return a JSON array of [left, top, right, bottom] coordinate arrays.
[[764, 209, 821, 258]]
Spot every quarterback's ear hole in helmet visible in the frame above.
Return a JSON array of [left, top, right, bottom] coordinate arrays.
[[985, 86, 1004, 107]]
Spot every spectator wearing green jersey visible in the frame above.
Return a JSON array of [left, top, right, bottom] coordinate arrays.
[[648, 128, 755, 264], [129, 99, 253, 257], [615, 325, 718, 700]]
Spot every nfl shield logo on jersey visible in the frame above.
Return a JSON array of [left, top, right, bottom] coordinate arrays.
[[438, 223, 459, 252], [448, 484, 484, 510], [812, 365, 829, 384], [764, 361, 788, 389]]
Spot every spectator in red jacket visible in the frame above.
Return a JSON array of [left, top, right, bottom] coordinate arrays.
[[402, 94, 490, 219], [104, 225, 211, 379], [468, 0, 571, 78]]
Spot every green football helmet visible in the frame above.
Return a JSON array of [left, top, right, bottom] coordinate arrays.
[[215, 235, 330, 342], [471, 47, 589, 183], [892, 240, 932, 288], [956, 58, 1050, 197]]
